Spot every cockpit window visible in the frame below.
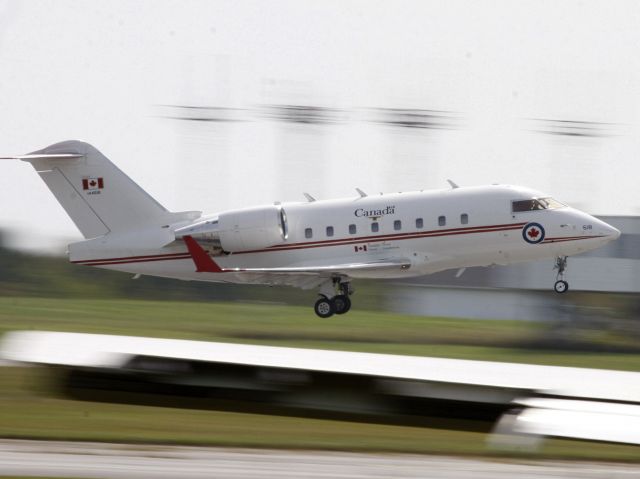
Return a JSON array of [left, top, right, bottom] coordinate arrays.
[[539, 197, 566, 209], [512, 197, 566, 213]]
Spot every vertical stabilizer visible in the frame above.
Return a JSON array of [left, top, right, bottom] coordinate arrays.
[[3, 141, 197, 239]]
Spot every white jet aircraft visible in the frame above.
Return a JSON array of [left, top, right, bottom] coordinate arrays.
[[1, 141, 620, 317]]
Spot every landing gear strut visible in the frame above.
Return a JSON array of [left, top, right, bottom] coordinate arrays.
[[553, 256, 569, 293], [314, 278, 353, 318]]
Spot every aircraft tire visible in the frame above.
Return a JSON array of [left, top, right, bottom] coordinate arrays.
[[554, 280, 569, 293], [333, 295, 351, 315], [314, 297, 335, 318]]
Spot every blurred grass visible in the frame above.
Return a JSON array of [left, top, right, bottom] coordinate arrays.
[[0, 367, 639, 461], [0, 297, 639, 460]]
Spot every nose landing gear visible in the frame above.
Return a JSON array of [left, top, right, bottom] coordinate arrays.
[[553, 256, 569, 293], [314, 279, 353, 318]]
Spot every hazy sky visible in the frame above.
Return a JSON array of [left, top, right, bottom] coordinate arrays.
[[1, 0, 639, 252]]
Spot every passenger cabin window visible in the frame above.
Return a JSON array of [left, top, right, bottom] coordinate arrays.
[[511, 197, 566, 213], [371, 222, 379, 233], [394, 220, 402, 231], [305, 228, 313, 239], [416, 218, 423, 229], [349, 224, 357, 234], [438, 215, 446, 226], [326, 226, 334, 237], [460, 213, 469, 225]]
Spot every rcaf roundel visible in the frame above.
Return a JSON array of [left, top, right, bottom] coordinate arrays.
[[522, 222, 545, 244]]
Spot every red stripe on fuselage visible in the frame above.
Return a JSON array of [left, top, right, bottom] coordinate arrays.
[[72, 253, 192, 266], [542, 235, 606, 244], [74, 255, 192, 266], [240, 222, 529, 254], [75, 222, 589, 267], [73, 252, 192, 264]]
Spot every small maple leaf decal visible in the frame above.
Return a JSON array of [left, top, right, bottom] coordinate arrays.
[[527, 228, 540, 239]]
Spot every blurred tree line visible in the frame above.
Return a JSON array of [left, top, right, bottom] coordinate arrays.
[[0, 232, 388, 309]]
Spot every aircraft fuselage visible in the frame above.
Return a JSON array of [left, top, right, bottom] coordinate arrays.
[[69, 184, 619, 283]]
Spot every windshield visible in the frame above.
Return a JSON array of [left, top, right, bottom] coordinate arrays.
[[512, 197, 566, 213]]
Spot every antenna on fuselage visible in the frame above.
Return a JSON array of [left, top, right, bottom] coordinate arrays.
[[355, 188, 367, 197], [303, 192, 316, 202], [447, 179, 460, 189]]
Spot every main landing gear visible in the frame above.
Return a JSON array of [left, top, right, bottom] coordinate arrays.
[[553, 256, 569, 293], [314, 279, 353, 318]]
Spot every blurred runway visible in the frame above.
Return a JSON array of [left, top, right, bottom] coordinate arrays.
[[0, 440, 638, 479]]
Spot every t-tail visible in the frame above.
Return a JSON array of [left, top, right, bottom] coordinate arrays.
[[1, 141, 200, 252]]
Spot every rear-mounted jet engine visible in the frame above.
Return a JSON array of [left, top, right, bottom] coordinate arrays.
[[175, 205, 288, 253]]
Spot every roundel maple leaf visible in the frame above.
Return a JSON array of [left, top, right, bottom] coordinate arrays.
[[522, 222, 545, 244]]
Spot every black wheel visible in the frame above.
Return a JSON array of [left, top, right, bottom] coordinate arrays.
[[554, 280, 569, 294], [314, 297, 335, 318], [332, 295, 352, 315]]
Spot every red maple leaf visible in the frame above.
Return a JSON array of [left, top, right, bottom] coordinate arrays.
[[527, 228, 540, 239], [89, 180, 97, 187]]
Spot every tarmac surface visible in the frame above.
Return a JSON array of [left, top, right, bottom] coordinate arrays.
[[0, 440, 638, 479]]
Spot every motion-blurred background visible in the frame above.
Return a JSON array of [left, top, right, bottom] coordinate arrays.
[[0, 0, 639, 468], [2, 0, 640, 319], [1, 0, 640, 251]]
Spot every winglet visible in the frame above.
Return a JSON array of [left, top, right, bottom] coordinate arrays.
[[182, 235, 223, 273], [447, 179, 459, 189], [356, 188, 367, 198]]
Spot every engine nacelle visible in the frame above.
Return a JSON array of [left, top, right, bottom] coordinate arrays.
[[217, 205, 288, 252]]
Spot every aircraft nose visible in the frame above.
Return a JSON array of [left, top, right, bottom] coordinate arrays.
[[606, 223, 621, 240], [595, 217, 621, 241], [585, 215, 621, 242]]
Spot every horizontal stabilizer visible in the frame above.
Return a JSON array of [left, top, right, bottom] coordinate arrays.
[[0, 153, 84, 161]]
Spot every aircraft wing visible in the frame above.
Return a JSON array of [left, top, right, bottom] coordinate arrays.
[[183, 235, 411, 280], [228, 260, 411, 275], [219, 259, 412, 289]]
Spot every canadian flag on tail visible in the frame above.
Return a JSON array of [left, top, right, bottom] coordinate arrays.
[[82, 177, 104, 190], [354, 245, 367, 252]]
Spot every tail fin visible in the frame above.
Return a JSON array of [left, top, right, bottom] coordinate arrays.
[[2, 140, 199, 238]]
